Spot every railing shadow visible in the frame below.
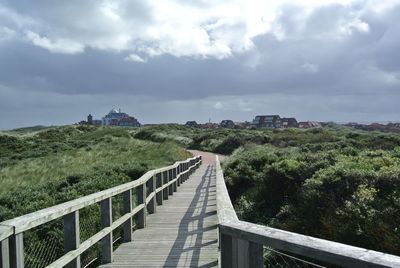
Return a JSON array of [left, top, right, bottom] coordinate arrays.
[[164, 164, 218, 267]]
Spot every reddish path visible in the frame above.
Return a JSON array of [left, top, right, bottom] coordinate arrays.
[[188, 150, 226, 164]]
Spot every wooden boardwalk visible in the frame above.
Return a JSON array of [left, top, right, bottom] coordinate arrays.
[[100, 156, 218, 267]]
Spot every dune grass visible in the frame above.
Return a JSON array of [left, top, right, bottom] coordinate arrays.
[[0, 137, 189, 193], [0, 125, 191, 220]]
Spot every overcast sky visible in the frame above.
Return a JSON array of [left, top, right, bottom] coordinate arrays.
[[0, 0, 399, 129]]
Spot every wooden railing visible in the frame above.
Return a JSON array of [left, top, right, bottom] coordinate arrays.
[[215, 155, 400, 268], [0, 156, 202, 268]]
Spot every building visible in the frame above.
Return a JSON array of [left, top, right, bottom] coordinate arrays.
[[298, 121, 321, 128], [199, 123, 218, 129], [185, 121, 198, 128], [102, 109, 140, 127], [87, 114, 93, 125], [252, 115, 282, 128], [219, 120, 235, 128], [281, 117, 298, 128], [92, 120, 102, 126]]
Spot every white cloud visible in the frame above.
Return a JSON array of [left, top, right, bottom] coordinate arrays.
[[340, 18, 370, 36], [1, 0, 382, 59], [301, 62, 319, 73], [26, 31, 84, 54], [124, 54, 146, 63]]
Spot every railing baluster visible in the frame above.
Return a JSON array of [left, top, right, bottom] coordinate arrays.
[[137, 184, 146, 228], [1, 238, 10, 268], [122, 190, 133, 242], [100, 198, 113, 263], [148, 175, 156, 214], [63, 211, 80, 268]]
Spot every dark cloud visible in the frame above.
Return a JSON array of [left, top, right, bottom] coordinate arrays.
[[0, 0, 400, 129]]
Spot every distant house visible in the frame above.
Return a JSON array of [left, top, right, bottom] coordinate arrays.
[[252, 115, 282, 128], [102, 109, 140, 127], [87, 114, 93, 125], [219, 120, 235, 128], [199, 123, 218, 129], [298, 121, 321, 128], [185, 121, 198, 128], [234, 121, 252, 129], [281, 118, 298, 128]]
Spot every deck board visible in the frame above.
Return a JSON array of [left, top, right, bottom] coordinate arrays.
[[100, 162, 218, 268]]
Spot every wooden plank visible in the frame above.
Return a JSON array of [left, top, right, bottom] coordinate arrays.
[[215, 156, 238, 223], [100, 163, 218, 268], [146, 192, 156, 205], [219, 221, 400, 268], [0, 226, 12, 242]]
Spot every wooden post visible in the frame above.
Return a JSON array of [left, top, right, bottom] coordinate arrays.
[[100, 198, 113, 263], [237, 239, 249, 268], [63, 211, 80, 268], [249, 241, 263, 268], [156, 173, 163, 205], [176, 166, 180, 187], [148, 175, 156, 214], [173, 168, 178, 191], [178, 164, 182, 184], [220, 233, 237, 268], [183, 163, 186, 182], [185, 163, 189, 180], [122, 190, 133, 242], [163, 171, 169, 200], [1, 238, 10, 268], [137, 184, 146, 228], [168, 170, 174, 195]]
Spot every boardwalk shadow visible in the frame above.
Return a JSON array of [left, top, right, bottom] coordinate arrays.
[[164, 164, 218, 267]]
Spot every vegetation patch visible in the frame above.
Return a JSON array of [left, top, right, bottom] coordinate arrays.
[[0, 125, 190, 221]]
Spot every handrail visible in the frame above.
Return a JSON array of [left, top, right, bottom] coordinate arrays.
[[220, 221, 400, 268], [215, 156, 238, 222], [215, 155, 400, 268], [0, 155, 202, 268], [1, 157, 196, 234]]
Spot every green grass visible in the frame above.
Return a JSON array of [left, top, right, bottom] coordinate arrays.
[[0, 125, 191, 221], [0, 137, 189, 193]]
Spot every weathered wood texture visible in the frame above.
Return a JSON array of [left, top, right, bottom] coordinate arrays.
[[220, 221, 400, 268], [100, 162, 218, 268], [1, 157, 200, 235], [215, 156, 238, 223], [0, 156, 201, 268], [215, 154, 400, 268]]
